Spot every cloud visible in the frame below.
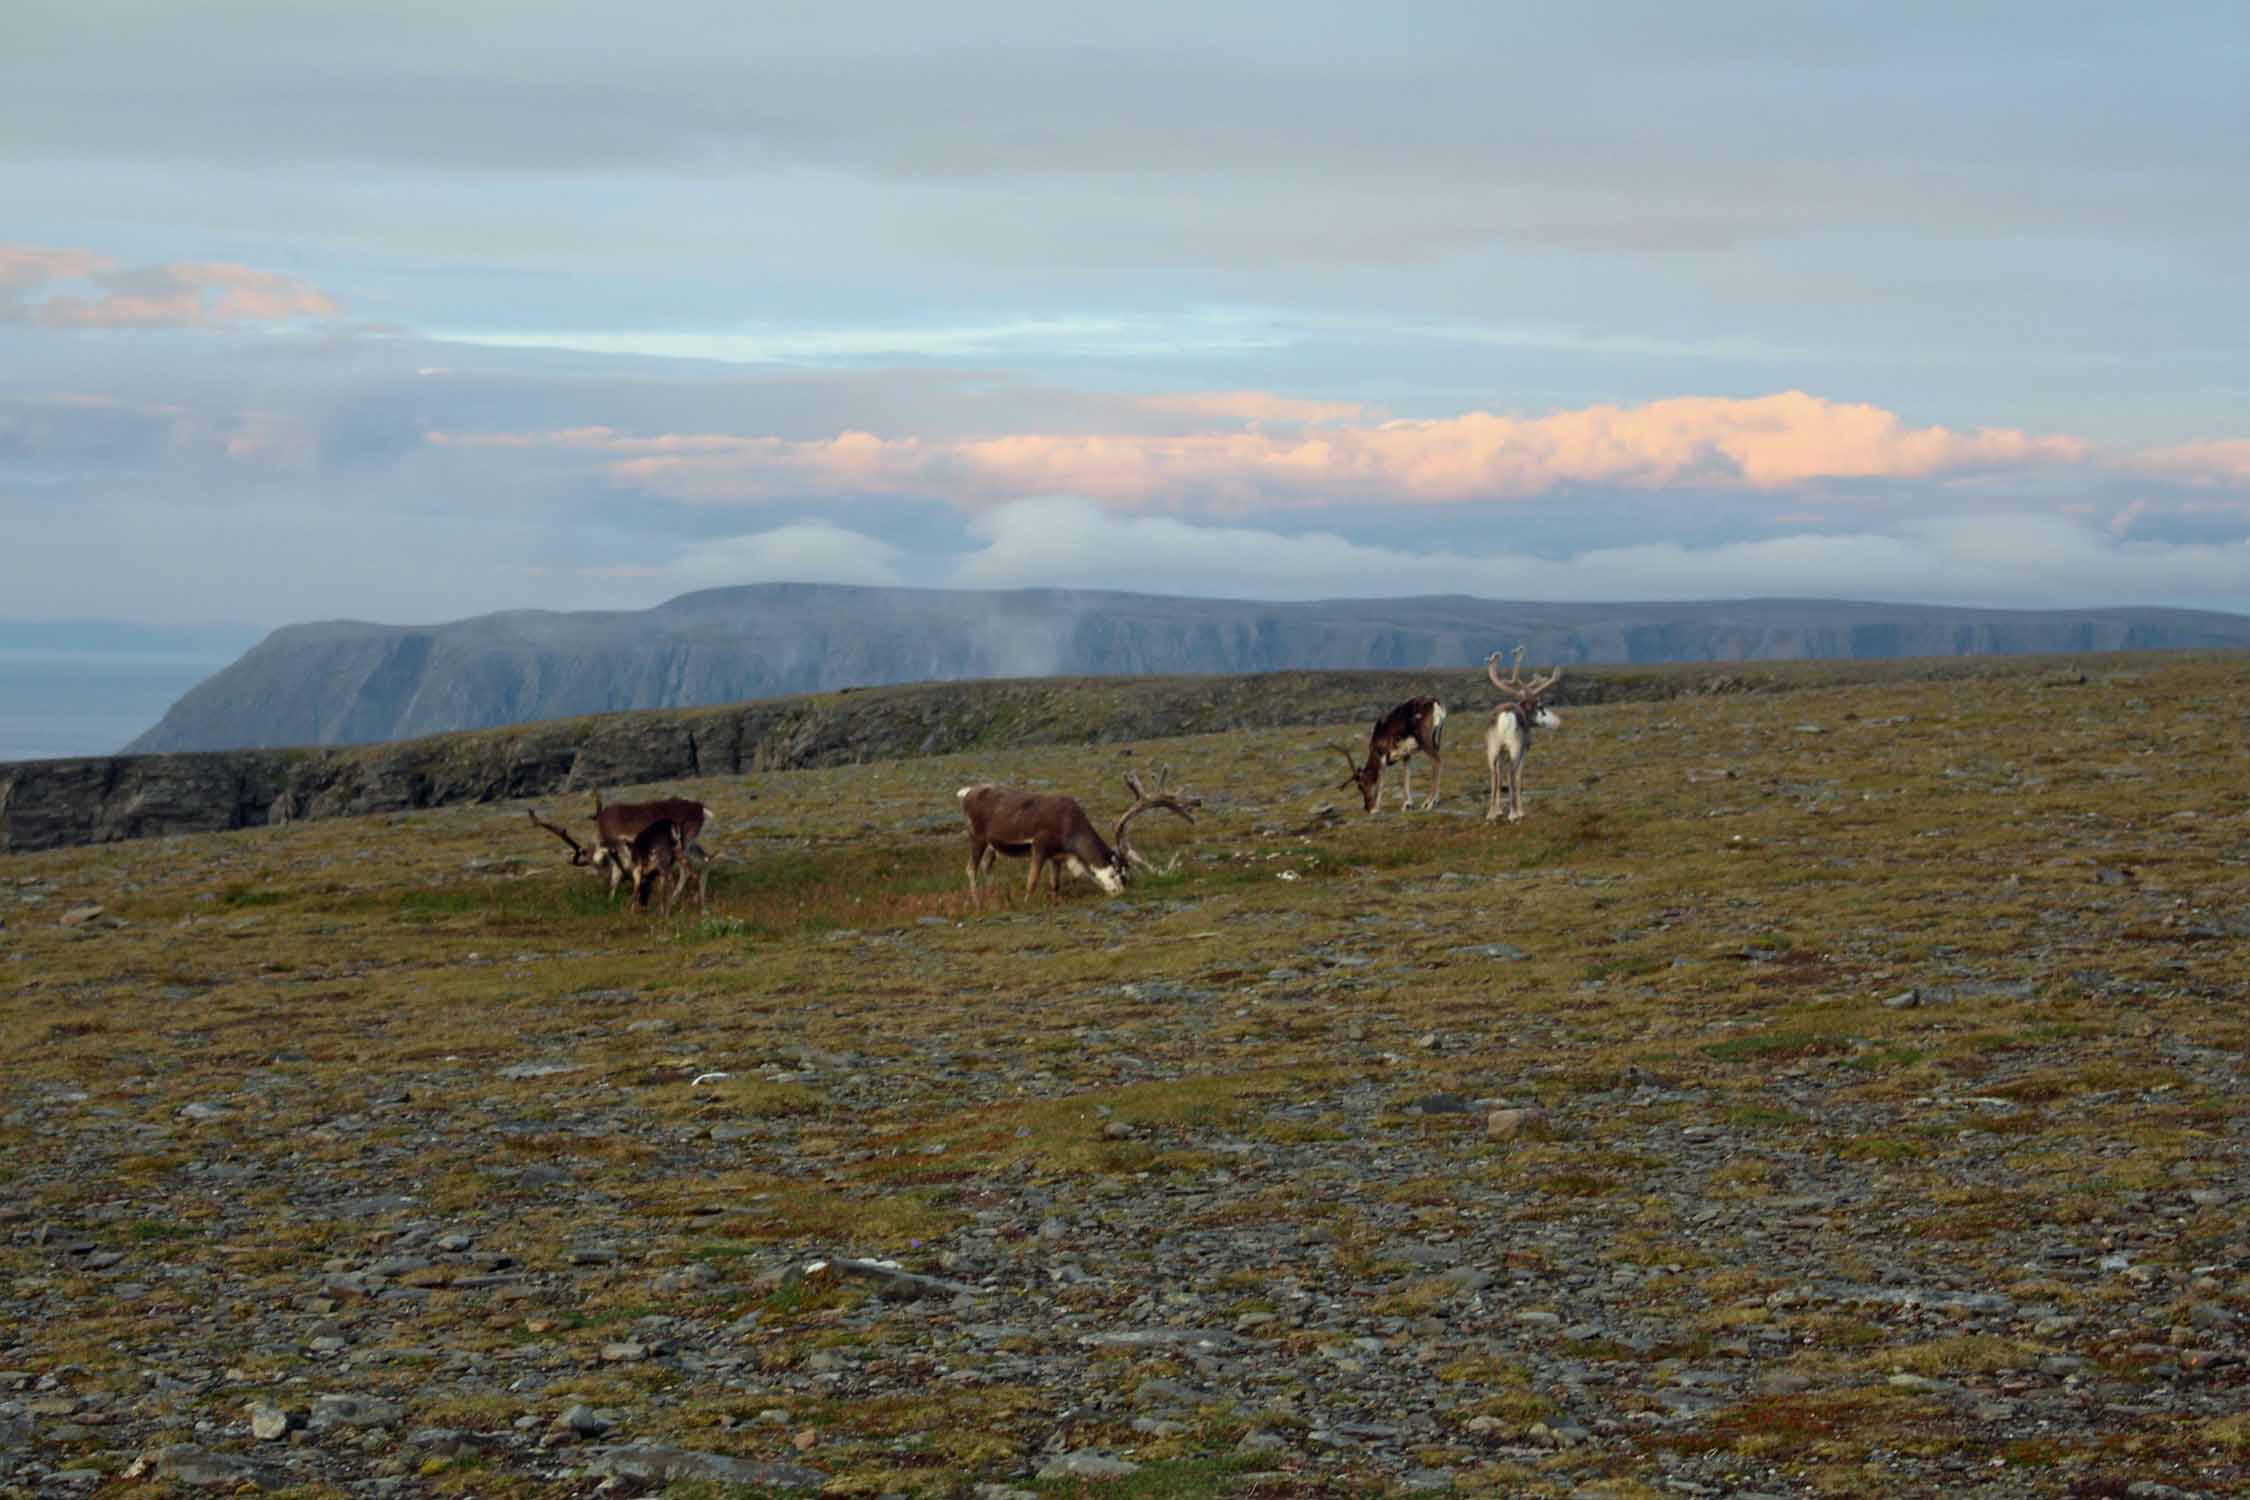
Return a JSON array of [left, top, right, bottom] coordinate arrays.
[[2131, 440, 2250, 487], [927, 497, 2250, 612], [0, 244, 340, 328], [0, 245, 111, 287], [435, 391, 2092, 511], [674, 520, 909, 588]]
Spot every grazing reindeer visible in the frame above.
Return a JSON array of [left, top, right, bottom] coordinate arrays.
[[528, 790, 715, 909], [958, 767, 1200, 907], [1336, 697, 1448, 813], [621, 818, 690, 915], [1483, 646, 1563, 823]]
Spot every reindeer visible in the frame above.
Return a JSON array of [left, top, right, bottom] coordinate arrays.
[[528, 790, 715, 909], [1483, 646, 1563, 823], [1336, 697, 1448, 813], [958, 766, 1200, 907], [620, 817, 691, 916]]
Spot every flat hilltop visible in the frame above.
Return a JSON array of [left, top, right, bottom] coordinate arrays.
[[3, 652, 2247, 1497]]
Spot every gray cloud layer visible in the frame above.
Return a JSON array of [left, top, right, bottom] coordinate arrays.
[[5, 3, 2248, 625]]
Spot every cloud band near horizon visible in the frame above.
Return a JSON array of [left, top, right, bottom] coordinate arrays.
[[0, 243, 340, 329], [425, 388, 2250, 511]]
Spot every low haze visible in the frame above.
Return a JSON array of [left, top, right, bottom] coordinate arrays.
[[4, 2, 2248, 627]]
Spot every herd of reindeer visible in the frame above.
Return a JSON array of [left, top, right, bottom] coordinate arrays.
[[526, 647, 1566, 914]]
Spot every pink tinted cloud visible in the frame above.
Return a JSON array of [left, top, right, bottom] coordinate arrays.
[[0, 245, 113, 287], [2, 243, 340, 327], [2131, 440, 2250, 486], [431, 390, 2091, 510]]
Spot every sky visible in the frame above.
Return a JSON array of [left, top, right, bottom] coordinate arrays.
[[4, 1, 2248, 628]]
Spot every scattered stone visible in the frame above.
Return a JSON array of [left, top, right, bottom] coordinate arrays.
[[499, 1061, 586, 1080], [59, 904, 105, 927], [1486, 1107, 1547, 1141], [1038, 1451, 1141, 1481], [794, 1257, 983, 1301], [556, 1403, 614, 1438], [582, 1444, 825, 1489], [307, 1394, 404, 1430], [124, 1446, 292, 1489]]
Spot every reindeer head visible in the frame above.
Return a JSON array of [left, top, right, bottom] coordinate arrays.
[[1488, 646, 1564, 731], [1333, 745, 1382, 812]]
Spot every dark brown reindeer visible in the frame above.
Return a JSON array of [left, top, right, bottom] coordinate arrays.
[[1336, 697, 1448, 813], [958, 766, 1200, 907], [1483, 645, 1564, 823], [619, 817, 690, 916], [528, 790, 715, 909]]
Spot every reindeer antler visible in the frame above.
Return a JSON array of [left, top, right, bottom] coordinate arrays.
[[1332, 741, 1366, 785], [1486, 644, 1526, 694], [1488, 645, 1562, 701], [1115, 765, 1201, 874], [528, 807, 592, 865]]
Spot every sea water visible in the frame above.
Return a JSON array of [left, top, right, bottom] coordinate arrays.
[[0, 650, 234, 763]]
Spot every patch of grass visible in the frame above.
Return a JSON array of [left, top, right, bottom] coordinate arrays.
[[1699, 1026, 1858, 1063]]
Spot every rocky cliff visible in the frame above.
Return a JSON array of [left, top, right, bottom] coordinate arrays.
[[123, 586, 2250, 753]]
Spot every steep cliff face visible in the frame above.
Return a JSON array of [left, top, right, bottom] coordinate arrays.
[[122, 587, 2250, 753]]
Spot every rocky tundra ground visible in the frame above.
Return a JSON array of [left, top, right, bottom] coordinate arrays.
[[1, 652, 2246, 1499]]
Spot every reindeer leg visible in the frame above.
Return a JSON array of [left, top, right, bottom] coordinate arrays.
[[1025, 849, 1046, 906], [1399, 759, 1413, 811], [1425, 751, 1442, 811]]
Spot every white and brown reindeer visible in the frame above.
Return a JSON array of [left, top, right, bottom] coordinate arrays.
[[1336, 697, 1448, 813], [528, 790, 715, 909], [1483, 646, 1563, 823], [958, 766, 1200, 907]]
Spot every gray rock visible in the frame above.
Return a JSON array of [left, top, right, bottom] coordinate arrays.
[[1486, 1107, 1547, 1141], [124, 1446, 293, 1489], [246, 1401, 302, 1441], [556, 1403, 613, 1438], [1081, 1327, 1242, 1351], [1038, 1452, 1141, 1480], [307, 1394, 404, 1430], [582, 1444, 824, 1489], [794, 1257, 982, 1300]]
